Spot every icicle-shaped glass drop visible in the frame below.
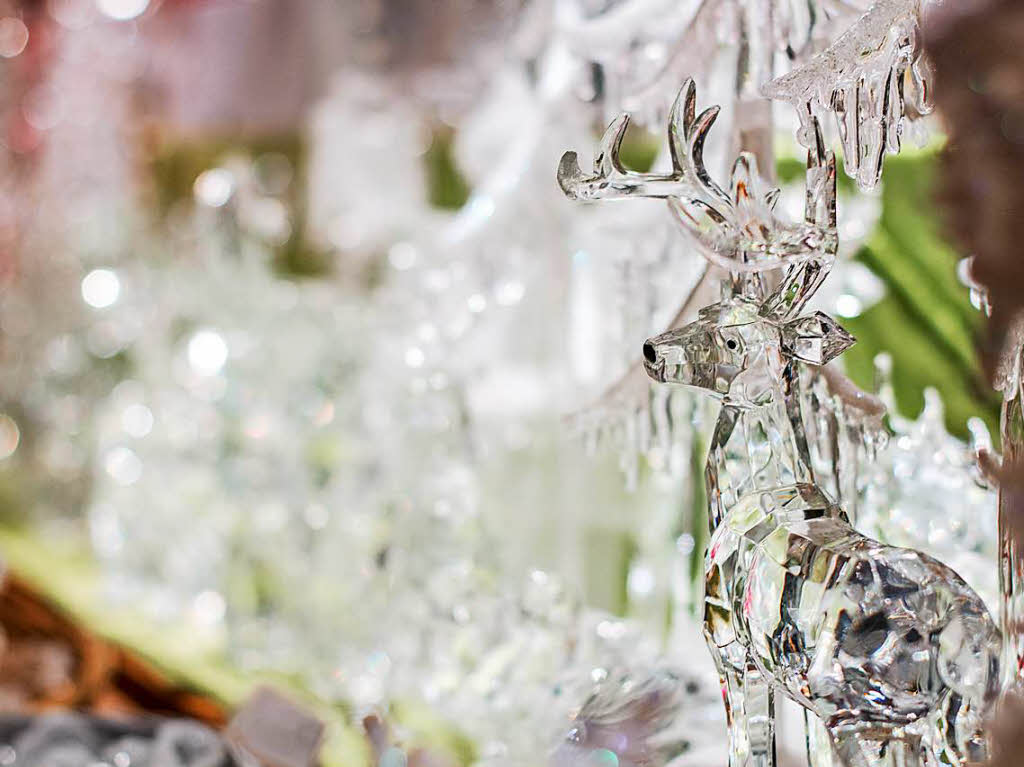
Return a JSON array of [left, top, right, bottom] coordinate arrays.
[[763, 0, 932, 190]]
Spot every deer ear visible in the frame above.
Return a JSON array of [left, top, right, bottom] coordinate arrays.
[[780, 311, 855, 366]]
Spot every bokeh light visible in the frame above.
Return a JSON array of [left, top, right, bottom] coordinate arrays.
[[0, 415, 20, 460], [193, 169, 235, 208], [96, 0, 149, 22], [187, 330, 229, 376], [81, 269, 121, 309], [0, 17, 29, 59]]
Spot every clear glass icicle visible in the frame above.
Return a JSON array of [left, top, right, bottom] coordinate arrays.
[[763, 0, 933, 190]]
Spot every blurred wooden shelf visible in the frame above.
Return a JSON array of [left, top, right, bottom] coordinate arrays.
[[0, 526, 371, 767]]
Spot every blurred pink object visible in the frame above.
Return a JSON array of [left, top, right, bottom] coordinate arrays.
[[140, 0, 526, 136]]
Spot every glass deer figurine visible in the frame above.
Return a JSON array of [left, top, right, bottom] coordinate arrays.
[[558, 80, 1001, 767]]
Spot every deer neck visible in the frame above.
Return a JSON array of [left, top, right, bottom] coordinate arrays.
[[704, 361, 813, 532]]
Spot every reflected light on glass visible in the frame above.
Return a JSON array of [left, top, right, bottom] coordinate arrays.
[[590, 748, 619, 767], [596, 619, 627, 640], [253, 152, 293, 196], [467, 195, 495, 220], [193, 590, 226, 626], [304, 503, 329, 530], [81, 268, 120, 308], [188, 330, 228, 376], [416, 323, 438, 343], [23, 85, 63, 131], [193, 168, 235, 207], [48, 0, 92, 29], [627, 563, 655, 597], [676, 533, 695, 555], [388, 242, 417, 271], [96, 0, 149, 21], [0, 414, 20, 459], [0, 17, 29, 58], [379, 747, 406, 767], [243, 197, 290, 243], [313, 401, 335, 427]]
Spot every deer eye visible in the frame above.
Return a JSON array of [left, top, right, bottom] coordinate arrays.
[[725, 338, 738, 351]]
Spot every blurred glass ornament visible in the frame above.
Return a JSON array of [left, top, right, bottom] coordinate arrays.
[[858, 368, 999, 610]]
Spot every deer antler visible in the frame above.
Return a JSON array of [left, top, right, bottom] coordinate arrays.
[[559, 79, 838, 276], [760, 117, 839, 319], [557, 79, 729, 205]]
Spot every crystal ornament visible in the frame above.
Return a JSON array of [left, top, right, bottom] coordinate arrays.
[[548, 613, 726, 767], [642, 289, 1001, 767], [796, 363, 889, 523], [551, 664, 723, 767], [763, 0, 933, 190], [856, 376, 999, 612], [567, 264, 887, 498], [560, 80, 1001, 766]]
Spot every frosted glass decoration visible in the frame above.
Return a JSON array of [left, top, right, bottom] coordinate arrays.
[[763, 0, 933, 190]]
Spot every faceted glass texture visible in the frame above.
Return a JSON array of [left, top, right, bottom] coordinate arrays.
[[707, 483, 1000, 765]]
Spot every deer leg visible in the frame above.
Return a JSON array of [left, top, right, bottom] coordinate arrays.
[[711, 653, 777, 767], [804, 710, 838, 767], [742, 665, 776, 767], [709, 651, 747, 767]]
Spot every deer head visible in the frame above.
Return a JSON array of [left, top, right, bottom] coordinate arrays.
[[641, 289, 854, 406]]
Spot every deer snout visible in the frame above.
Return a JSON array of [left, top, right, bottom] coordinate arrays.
[[642, 339, 667, 382]]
